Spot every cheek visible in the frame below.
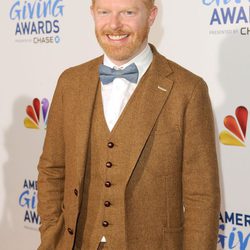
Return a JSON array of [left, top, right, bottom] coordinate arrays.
[[94, 18, 108, 30], [127, 18, 148, 32]]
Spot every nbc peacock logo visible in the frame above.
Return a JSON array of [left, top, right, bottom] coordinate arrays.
[[24, 98, 49, 129], [219, 106, 248, 147]]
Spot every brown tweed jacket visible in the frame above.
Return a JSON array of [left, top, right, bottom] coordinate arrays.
[[37, 45, 220, 250]]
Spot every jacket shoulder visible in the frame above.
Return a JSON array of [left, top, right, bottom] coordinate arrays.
[[154, 50, 208, 102], [59, 56, 103, 83], [164, 57, 208, 99], [152, 44, 204, 90], [168, 59, 203, 85]]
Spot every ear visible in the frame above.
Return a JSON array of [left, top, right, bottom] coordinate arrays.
[[148, 6, 158, 26], [90, 5, 94, 18]]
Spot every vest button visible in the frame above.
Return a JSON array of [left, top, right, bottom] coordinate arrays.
[[105, 181, 112, 187], [104, 201, 111, 207], [102, 221, 109, 227], [106, 162, 112, 168], [74, 189, 78, 196], [67, 228, 74, 235], [107, 142, 114, 148]]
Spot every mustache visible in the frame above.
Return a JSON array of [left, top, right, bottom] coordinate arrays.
[[100, 29, 131, 35]]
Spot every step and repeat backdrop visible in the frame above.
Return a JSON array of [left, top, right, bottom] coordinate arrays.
[[0, 0, 249, 249]]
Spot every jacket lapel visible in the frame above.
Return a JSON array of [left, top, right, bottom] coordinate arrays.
[[116, 47, 174, 184], [75, 56, 103, 185]]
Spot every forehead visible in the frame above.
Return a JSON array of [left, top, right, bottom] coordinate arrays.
[[92, 0, 148, 9]]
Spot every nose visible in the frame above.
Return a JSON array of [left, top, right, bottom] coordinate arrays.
[[109, 13, 122, 30]]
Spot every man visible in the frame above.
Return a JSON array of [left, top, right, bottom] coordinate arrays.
[[37, 0, 220, 249]]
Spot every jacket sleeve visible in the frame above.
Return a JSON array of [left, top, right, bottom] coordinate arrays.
[[37, 72, 66, 248], [182, 80, 220, 250]]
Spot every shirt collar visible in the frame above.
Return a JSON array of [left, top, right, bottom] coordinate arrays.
[[103, 44, 153, 83]]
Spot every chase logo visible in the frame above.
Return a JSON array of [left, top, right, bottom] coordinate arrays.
[[24, 98, 49, 129], [9, 0, 64, 44], [219, 106, 248, 147], [19, 179, 40, 229]]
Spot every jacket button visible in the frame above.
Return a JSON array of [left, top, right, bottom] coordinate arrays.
[[105, 181, 112, 188], [67, 228, 74, 235], [104, 201, 111, 207], [106, 162, 112, 168], [102, 221, 109, 227], [107, 142, 114, 148], [74, 189, 78, 196]]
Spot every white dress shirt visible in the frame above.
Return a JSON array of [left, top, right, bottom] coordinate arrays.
[[101, 44, 153, 131]]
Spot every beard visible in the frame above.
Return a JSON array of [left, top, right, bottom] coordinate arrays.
[[95, 24, 150, 62]]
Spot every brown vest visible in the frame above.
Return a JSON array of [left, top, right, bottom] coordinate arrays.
[[75, 80, 145, 250]]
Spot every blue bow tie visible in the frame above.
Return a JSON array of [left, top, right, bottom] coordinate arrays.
[[99, 63, 139, 84]]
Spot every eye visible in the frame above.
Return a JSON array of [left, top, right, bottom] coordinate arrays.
[[97, 9, 110, 16], [124, 10, 135, 16]]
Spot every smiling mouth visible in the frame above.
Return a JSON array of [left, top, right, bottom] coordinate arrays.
[[107, 34, 129, 41]]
